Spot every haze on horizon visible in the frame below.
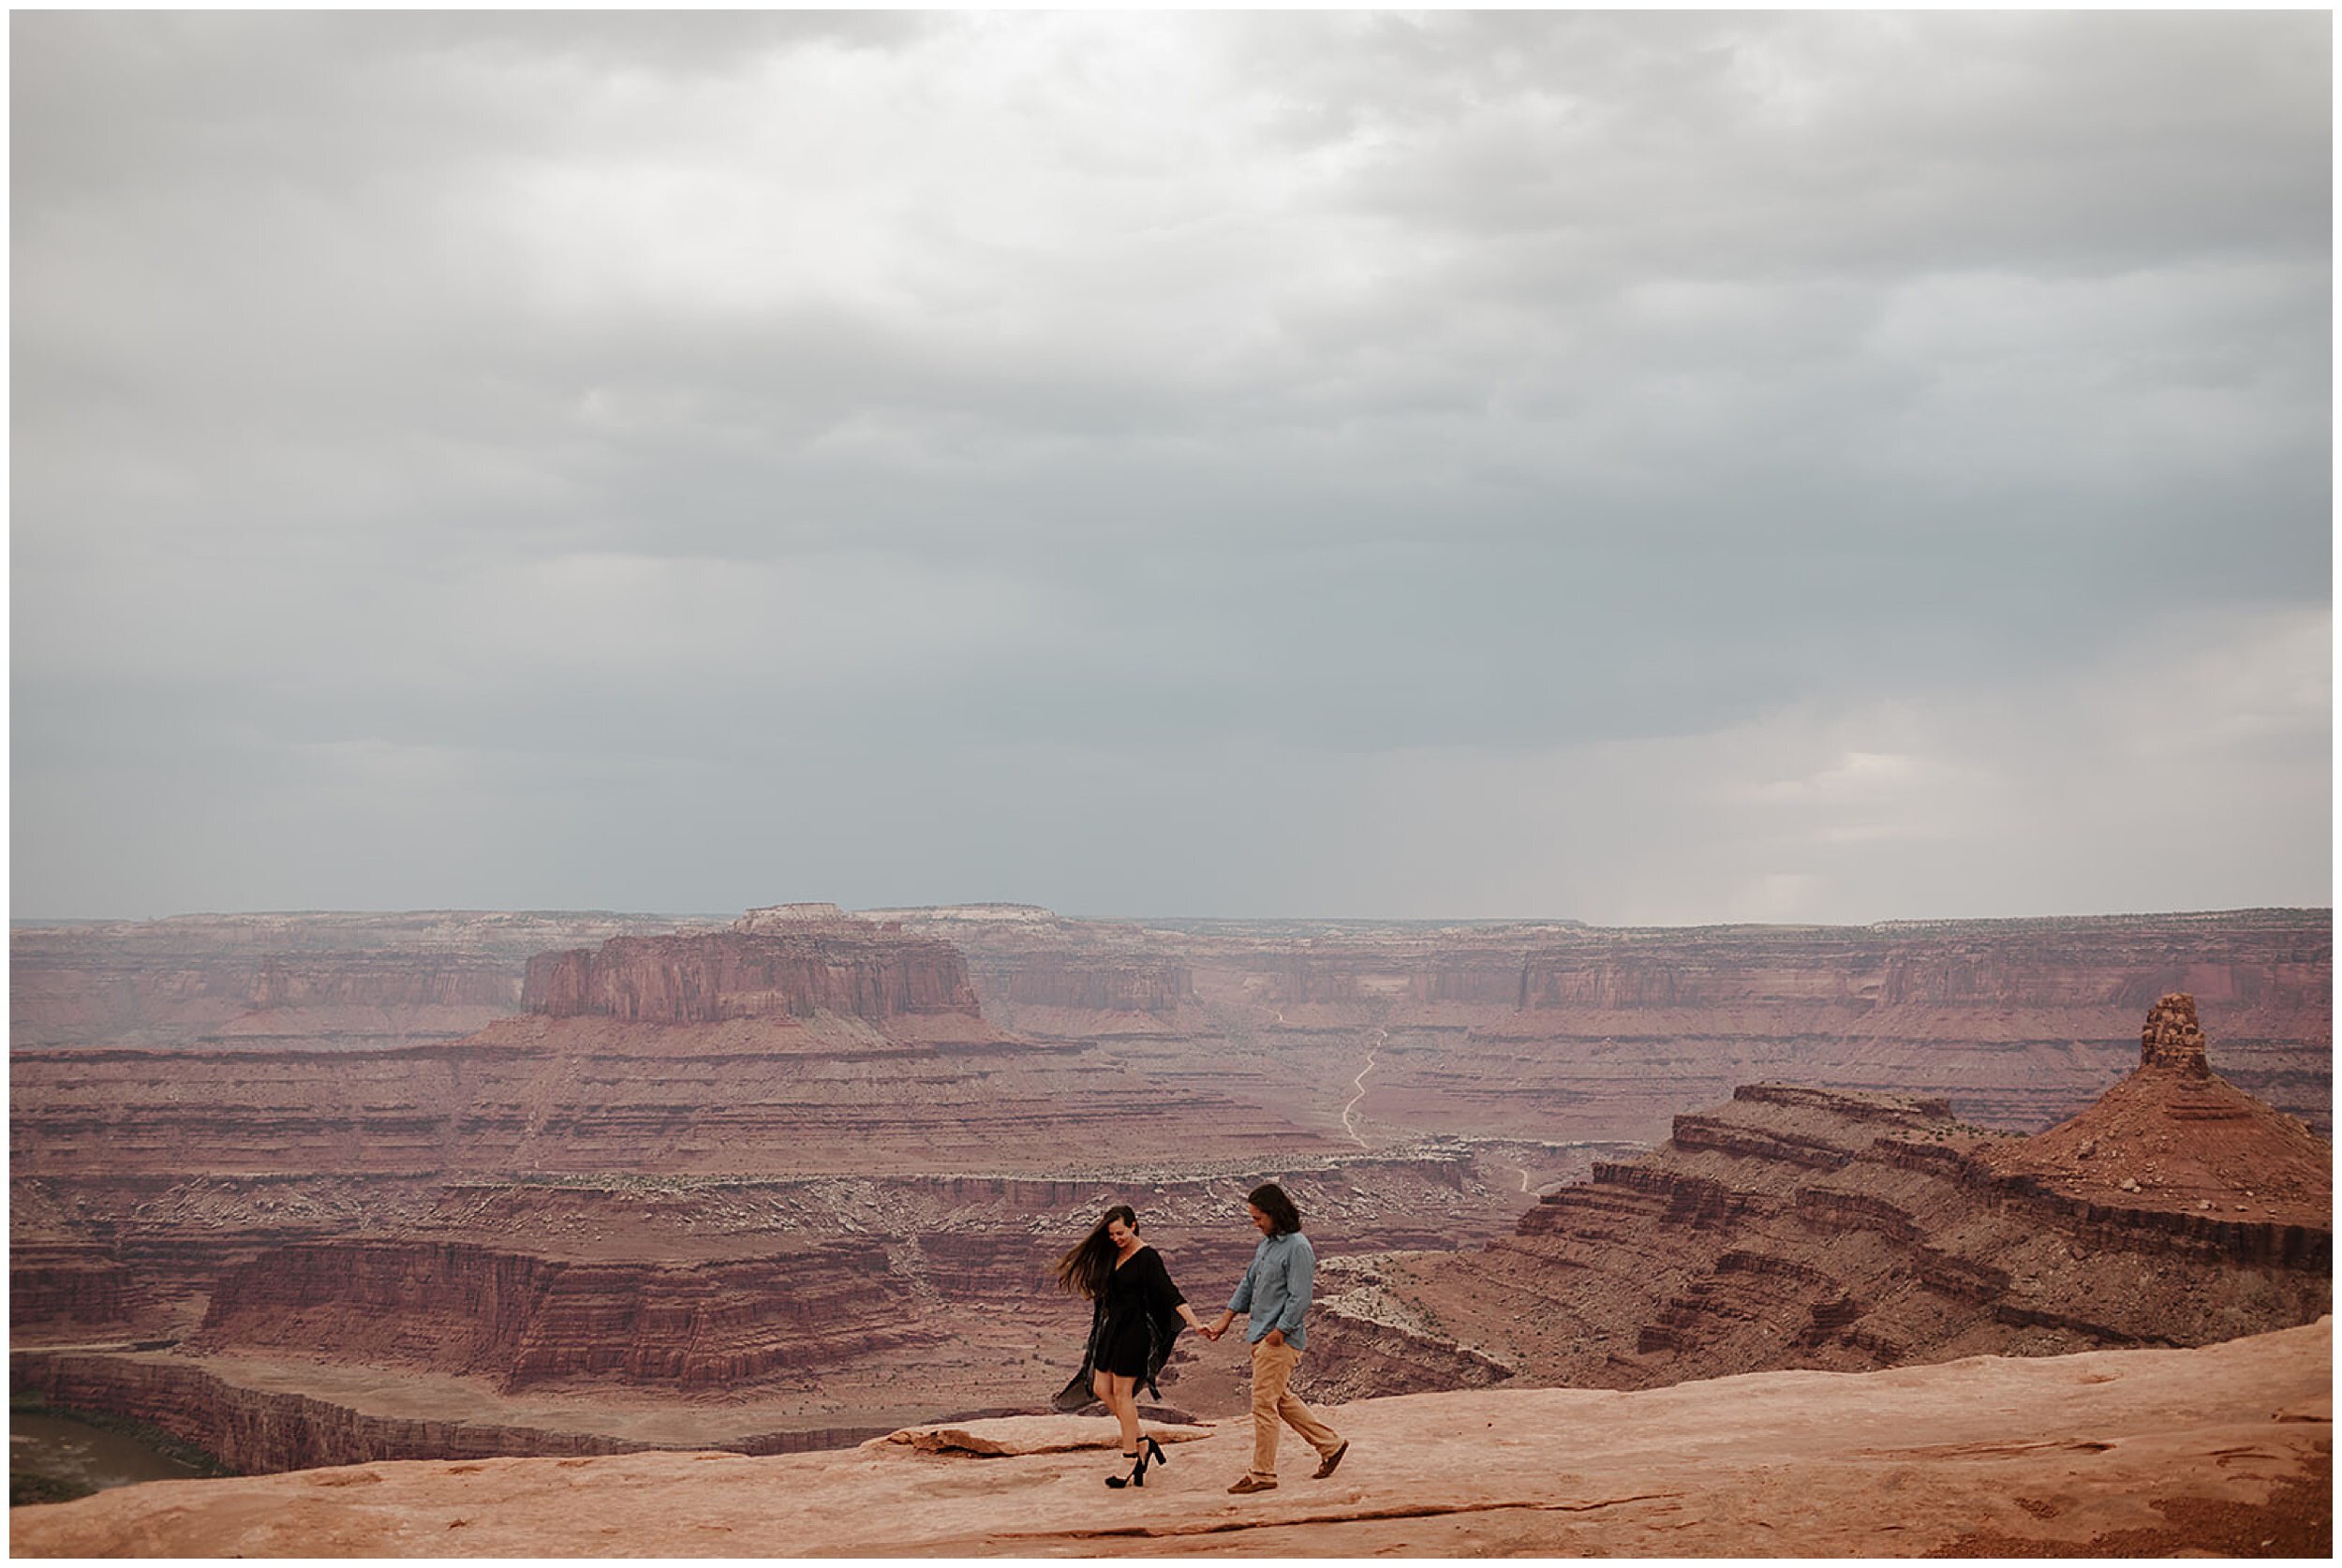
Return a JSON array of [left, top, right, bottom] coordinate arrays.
[[11, 11, 2333, 927]]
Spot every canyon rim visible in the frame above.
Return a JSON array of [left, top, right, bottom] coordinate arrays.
[[9, 904, 2332, 1555]]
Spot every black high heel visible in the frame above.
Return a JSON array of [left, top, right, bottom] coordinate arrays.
[[1104, 1450, 1144, 1489], [1142, 1435, 1167, 1468]]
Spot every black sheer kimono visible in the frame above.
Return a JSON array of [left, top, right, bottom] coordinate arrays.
[[1053, 1244, 1186, 1410]]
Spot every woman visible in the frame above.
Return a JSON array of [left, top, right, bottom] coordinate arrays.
[[1051, 1204, 1216, 1488]]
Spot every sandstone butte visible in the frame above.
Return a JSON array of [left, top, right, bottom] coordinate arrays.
[[11, 1317, 2329, 1557]]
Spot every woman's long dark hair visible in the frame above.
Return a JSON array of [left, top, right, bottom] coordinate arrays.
[[1247, 1182, 1302, 1235], [1054, 1204, 1138, 1300]]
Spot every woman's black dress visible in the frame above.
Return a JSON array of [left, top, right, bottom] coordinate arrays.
[[1053, 1245, 1187, 1409], [1099, 1246, 1183, 1378]]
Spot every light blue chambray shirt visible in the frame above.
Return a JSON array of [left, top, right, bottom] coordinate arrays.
[[1225, 1229, 1316, 1351]]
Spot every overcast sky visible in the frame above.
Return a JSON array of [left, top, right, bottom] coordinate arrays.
[[11, 11, 2332, 925]]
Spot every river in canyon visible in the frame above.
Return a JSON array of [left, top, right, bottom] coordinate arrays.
[[10, 1409, 218, 1501]]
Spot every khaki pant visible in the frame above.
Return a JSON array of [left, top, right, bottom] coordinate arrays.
[[1248, 1338, 1342, 1479]]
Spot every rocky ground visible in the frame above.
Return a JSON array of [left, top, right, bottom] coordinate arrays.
[[13, 1316, 2328, 1558]]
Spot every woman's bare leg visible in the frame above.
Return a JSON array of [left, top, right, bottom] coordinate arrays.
[[1103, 1371, 1141, 1457], [1092, 1371, 1139, 1460], [1090, 1370, 1119, 1445]]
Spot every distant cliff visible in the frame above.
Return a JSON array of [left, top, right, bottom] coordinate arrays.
[[9, 910, 686, 1050], [1000, 959, 1193, 1014], [522, 932, 981, 1024], [1515, 914, 2330, 1013]]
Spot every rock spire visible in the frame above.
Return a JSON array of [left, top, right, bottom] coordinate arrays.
[[2140, 992, 2210, 1076]]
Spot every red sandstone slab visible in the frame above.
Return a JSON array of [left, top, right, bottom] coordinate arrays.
[[11, 1318, 2328, 1557]]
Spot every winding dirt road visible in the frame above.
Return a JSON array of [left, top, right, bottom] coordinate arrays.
[[1340, 1028, 1386, 1147]]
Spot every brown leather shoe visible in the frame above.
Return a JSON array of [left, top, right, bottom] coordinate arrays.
[[1226, 1474, 1278, 1494], [1312, 1440, 1349, 1479]]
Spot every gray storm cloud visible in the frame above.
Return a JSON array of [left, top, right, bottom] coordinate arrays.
[[10, 11, 2330, 922]]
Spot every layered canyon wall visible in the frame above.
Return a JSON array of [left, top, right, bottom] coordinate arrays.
[[1495, 915, 2320, 1132], [915, 908, 2332, 1136], [13, 908, 2328, 1479], [9, 1351, 894, 1475], [18, 1148, 1556, 1475], [998, 960, 1193, 1015], [10, 911, 691, 1051], [19, 908, 2328, 1133], [1301, 997, 2330, 1403], [8, 1243, 151, 1336], [521, 930, 981, 1024], [192, 1237, 935, 1391]]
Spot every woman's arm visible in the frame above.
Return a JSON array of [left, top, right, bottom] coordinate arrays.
[[1147, 1249, 1207, 1333]]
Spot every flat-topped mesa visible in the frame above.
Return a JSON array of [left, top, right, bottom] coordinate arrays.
[[855, 904, 1061, 925], [522, 931, 981, 1024], [2142, 992, 2211, 1076], [733, 903, 852, 933]]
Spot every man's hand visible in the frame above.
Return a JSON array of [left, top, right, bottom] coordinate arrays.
[[1264, 1327, 1286, 1349]]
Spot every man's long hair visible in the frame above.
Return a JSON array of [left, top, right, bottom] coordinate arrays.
[[1053, 1204, 1138, 1300], [1247, 1182, 1302, 1235]]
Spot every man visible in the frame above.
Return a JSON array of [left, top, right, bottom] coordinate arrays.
[[1205, 1181, 1351, 1494]]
